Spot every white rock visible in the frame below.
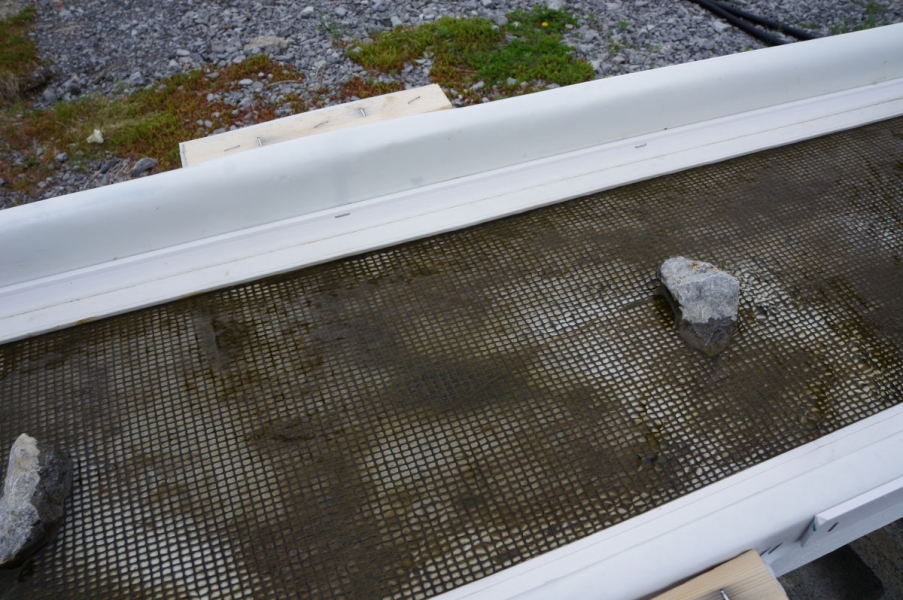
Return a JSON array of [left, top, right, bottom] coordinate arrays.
[[86, 129, 104, 144], [244, 35, 289, 51], [0, 434, 72, 568], [659, 257, 740, 356]]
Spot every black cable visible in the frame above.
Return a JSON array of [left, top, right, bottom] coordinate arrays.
[[710, 0, 818, 41], [684, 0, 788, 46]]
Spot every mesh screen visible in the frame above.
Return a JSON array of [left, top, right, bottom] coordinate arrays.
[[1, 118, 902, 598]]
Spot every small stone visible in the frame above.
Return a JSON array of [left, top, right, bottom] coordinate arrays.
[[470, 80, 485, 91], [55, 152, 68, 163], [128, 71, 144, 86], [42, 89, 59, 103], [480, 0, 493, 6], [130, 157, 158, 177], [659, 257, 739, 356], [175, 49, 191, 57], [493, 14, 508, 26], [0, 434, 73, 569], [546, 83, 560, 89], [349, 46, 362, 54], [300, 6, 314, 17], [712, 20, 731, 33], [334, 6, 348, 17], [506, 77, 517, 85], [86, 129, 104, 144], [238, 78, 253, 86], [0, 179, 4, 187], [244, 35, 289, 52], [206, 92, 215, 101], [390, 15, 403, 27], [546, 0, 565, 8]]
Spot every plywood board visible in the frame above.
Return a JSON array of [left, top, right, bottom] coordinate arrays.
[[179, 83, 451, 167], [653, 550, 788, 600]]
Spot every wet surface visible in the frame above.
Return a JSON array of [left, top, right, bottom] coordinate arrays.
[[0, 118, 902, 598]]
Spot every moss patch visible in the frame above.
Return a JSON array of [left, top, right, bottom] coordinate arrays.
[[349, 7, 594, 101], [1, 55, 317, 192], [0, 6, 43, 103]]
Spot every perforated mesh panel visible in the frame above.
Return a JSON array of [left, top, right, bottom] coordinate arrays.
[[0, 118, 902, 598]]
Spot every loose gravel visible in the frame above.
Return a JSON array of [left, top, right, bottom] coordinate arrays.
[[1, 0, 900, 207]]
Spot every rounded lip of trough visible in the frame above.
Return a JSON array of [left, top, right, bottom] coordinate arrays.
[[0, 24, 901, 291]]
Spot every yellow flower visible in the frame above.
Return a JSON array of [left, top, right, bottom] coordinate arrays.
[[541, 21, 548, 27]]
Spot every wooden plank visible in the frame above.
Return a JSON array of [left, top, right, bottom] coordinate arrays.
[[652, 550, 788, 600], [179, 83, 451, 167]]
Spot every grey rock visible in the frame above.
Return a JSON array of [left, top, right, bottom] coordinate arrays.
[[42, 89, 60, 103], [506, 77, 517, 85], [300, 6, 314, 17], [128, 71, 144, 86], [470, 80, 485, 91], [659, 256, 739, 356], [0, 179, 5, 187], [334, 6, 348, 17], [546, 0, 566, 9], [480, 0, 493, 7], [390, 15, 403, 27], [0, 434, 73, 569], [493, 14, 508, 27], [54, 152, 68, 163], [130, 157, 158, 177]]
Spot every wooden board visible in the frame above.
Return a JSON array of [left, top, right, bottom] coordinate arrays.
[[652, 550, 788, 600], [179, 83, 451, 167]]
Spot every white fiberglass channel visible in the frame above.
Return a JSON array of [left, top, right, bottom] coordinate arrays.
[[0, 24, 901, 288]]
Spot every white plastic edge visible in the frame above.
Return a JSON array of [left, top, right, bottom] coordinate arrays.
[[430, 401, 903, 600], [0, 24, 901, 290], [0, 74, 901, 344]]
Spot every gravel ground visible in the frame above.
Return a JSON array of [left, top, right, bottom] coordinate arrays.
[[0, 0, 901, 207]]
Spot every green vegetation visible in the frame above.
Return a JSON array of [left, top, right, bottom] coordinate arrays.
[[348, 6, 593, 99], [830, 1, 890, 34], [0, 6, 41, 103]]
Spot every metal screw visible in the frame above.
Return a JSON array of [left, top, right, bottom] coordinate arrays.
[[408, 95, 421, 104], [223, 145, 241, 152], [360, 108, 367, 117], [720, 590, 730, 600], [256, 137, 263, 147]]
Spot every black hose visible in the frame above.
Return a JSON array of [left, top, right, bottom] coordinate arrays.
[[710, 0, 818, 41], [684, 0, 788, 46]]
